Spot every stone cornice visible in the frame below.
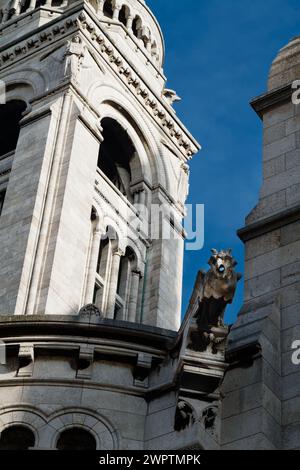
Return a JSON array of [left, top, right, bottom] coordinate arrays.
[[250, 83, 292, 119], [0, 4, 200, 159], [0, 315, 177, 351], [237, 203, 300, 242]]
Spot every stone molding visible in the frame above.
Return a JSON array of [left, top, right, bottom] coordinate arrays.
[[250, 83, 292, 119], [238, 203, 300, 242]]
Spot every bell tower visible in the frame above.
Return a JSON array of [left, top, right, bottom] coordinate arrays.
[[0, 0, 199, 330]]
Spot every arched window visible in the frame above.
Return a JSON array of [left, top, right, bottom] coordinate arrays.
[[118, 4, 129, 26], [103, 0, 113, 18], [57, 427, 96, 450], [0, 190, 6, 216], [36, 0, 47, 7], [98, 118, 136, 202], [52, 0, 65, 6], [0, 425, 35, 450], [20, 0, 31, 14], [0, 99, 26, 218], [132, 16, 142, 38], [0, 100, 26, 158]]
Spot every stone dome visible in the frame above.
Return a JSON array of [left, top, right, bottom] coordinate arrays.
[[268, 35, 300, 90]]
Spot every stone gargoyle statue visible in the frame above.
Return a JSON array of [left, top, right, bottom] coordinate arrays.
[[189, 249, 242, 352]]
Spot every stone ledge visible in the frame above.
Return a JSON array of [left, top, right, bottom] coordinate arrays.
[[0, 315, 177, 350], [250, 84, 292, 119], [238, 203, 300, 242]]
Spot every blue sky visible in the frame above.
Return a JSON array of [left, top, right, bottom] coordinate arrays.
[[147, 0, 300, 323]]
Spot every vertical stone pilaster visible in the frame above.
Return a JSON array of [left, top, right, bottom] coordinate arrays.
[[128, 270, 140, 322]]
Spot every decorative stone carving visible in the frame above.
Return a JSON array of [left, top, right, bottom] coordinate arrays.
[[78, 304, 103, 317], [202, 404, 218, 430], [177, 162, 190, 205], [64, 35, 86, 83], [17, 343, 34, 378], [174, 400, 195, 432], [77, 345, 95, 380], [133, 353, 152, 388], [188, 249, 241, 352], [163, 88, 181, 105]]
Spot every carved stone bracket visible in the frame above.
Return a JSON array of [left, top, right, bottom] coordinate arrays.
[[133, 352, 152, 388], [17, 343, 34, 377], [76, 345, 95, 380]]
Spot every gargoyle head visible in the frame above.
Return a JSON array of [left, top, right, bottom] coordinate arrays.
[[208, 249, 238, 279]]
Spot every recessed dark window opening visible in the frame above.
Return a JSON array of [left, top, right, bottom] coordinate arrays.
[[118, 5, 127, 26], [103, 0, 113, 18], [0, 100, 26, 158], [0, 425, 35, 450], [98, 118, 135, 201], [56, 428, 96, 451]]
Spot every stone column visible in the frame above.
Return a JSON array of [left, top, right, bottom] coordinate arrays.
[[96, 0, 104, 15], [126, 15, 133, 30], [113, 4, 121, 20], [45, 0, 52, 6], [28, 0, 36, 12], [85, 228, 102, 305], [128, 271, 140, 322], [12, 0, 20, 16], [106, 249, 123, 319]]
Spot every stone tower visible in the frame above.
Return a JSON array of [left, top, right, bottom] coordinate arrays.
[[220, 36, 300, 450], [0, 0, 198, 331], [0, 0, 230, 451]]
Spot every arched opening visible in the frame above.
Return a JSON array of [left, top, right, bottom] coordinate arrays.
[[56, 427, 96, 451], [103, 0, 113, 19], [0, 100, 26, 158], [0, 425, 35, 450], [0, 190, 6, 217], [20, 0, 31, 14], [52, 0, 65, 6], [36, 0, 47, 7], [98, 118, 136, 202], [118, 4, 129, 26], [132, 16, 142, 38]]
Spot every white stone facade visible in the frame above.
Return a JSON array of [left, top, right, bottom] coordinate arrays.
[[2, 0, 298, 451], [0, 0, 226, 452], [0, 0, 198, 331]]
